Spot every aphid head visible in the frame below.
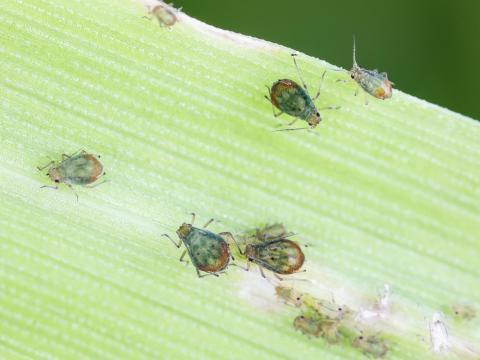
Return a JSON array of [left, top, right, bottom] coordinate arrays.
[[47, 167, 62, 184], [176, 223, 192, 240], [307, 111, 321, 128]]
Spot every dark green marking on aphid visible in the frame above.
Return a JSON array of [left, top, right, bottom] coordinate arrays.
[[352, 334, 389, 358], [240, 224, 305, 279], [350, 37, 393, 104], [37, 150, 107, 201], [265, 54, 341, 131], [161, 214, 241, 278]]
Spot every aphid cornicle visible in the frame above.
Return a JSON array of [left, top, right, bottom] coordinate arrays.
[[241, 224, 305, 279], [265, 54, 337, 131], [37, 150, 106, 200], [350, 38, 393, 103], [162, 214, 240, 278]]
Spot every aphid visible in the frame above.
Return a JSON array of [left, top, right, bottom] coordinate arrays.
[[429, 312, 449, 353], [37, 150, 107, 200], [243, 225, 305, 280], [275, 285, 303, 307], [352, 334, 389, 358], [350, 38, 393, 104], [145, 1, 178, 28], [293, 313, 341, 344], [265, 54, 338, 131], [161, 213, 240, 278], [451, 303, 476, 321]]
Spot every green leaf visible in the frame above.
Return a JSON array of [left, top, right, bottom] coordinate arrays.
[[1, 0, 479, 359]]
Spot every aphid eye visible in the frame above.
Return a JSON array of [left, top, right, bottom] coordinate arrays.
[[296, 297, 301, 301], [316, 112, 320, 117], [54, 179, 60, 183], [351, 74, 355, 79], [359, 336, 364, 340]]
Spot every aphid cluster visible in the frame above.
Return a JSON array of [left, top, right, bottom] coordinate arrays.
[[277, 284, 390, 357]]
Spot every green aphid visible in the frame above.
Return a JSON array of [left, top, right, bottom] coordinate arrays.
[[350, 38, 393, 104], [265, 54, 338, 131], [162, 213, 241, 278], [352, 334, 389, 358], [293, 313, 340, 344], [242, 224, 305, 280], [37, 150, 107, 200]]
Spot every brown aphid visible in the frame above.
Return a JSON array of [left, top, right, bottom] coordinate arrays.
[[37, 150, 106, 200]]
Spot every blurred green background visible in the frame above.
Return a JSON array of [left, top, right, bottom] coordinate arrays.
[[177, 0, 480, 120]]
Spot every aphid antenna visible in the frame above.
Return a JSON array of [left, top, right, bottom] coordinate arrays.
[[272, 127, 311, 132], [161, 233, 182, 248], [37, 161, 55, 171], [290, 53, 308, 92], [312, 70, 327, 101], [40, 185, 58, 190], [352, 35, 358, 66], [190, 212, 196, 225]]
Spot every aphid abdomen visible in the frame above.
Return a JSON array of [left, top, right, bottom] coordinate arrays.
[[60, 154, 103, 185], [357, 70, 392, 100], [270, 80, 314, 120], [184, 228, 230, 273]]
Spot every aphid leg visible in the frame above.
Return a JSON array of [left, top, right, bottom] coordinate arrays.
[[259, 266, 267, 278], [67, 184, 79, 202], [84, 180, 110, 188], [274, 273, 284, 281], [291, 53, 308, 91], [364, 94, 369, 106], [218, 232, 243, 254], [203, 218, 214, 228], [288, 118, 299, 126], [62, 149, 85, 161], [190, 212, 196, 225], [229, 263, 249, 271], [354, 87, 359, 97], [37, 160, 55, 171], [312, 70, 327, 101], [196, 268, 219, 278], [161, 233, 183, 248], [179, 249, 188, 264]]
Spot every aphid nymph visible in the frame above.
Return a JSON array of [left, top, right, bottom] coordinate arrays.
[[350, 37, 393, 103], [145, 1, 179, 28], [162, 213, 241, 278], [265, 54, 338, 131], [241, 224, 305, 280], [37, 150, 107, 200], [293, 313, 341, 344], [352, 334, 389, 358]]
